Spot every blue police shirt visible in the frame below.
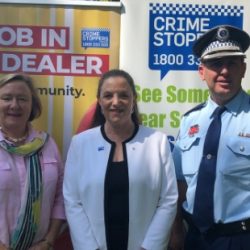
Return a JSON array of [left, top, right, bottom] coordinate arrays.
[[173, 89, 250, 223]]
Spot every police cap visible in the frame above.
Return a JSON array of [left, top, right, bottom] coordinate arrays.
[[193, 25, 250, 61]]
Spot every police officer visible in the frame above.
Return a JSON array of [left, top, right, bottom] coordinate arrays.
[[169, 25, 250, 250]]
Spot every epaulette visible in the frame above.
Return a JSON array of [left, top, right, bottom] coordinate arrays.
[[183, 102, 206, 117]]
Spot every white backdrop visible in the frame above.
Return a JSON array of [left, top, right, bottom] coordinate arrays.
[[120, 0, 250, 144]]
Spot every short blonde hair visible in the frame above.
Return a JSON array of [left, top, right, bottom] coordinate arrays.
[[0, 73, 42, 121]]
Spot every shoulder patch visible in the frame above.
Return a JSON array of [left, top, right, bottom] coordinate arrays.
[[183, 102, 206, 117]]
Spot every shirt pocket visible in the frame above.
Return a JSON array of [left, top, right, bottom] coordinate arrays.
[[41, 155, 59, 183], [220, 136, 250, 188], [179, 135, 200, 151], [0, 159, 12, 190], [179, 135, 201, 176], [227, 136, 250, 157]]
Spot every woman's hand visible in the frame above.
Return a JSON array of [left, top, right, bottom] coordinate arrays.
[[28, 240, 51, 250], [28, 218, 64, 250], [0, 241, 10, 250], [168, 222, 186, 250]]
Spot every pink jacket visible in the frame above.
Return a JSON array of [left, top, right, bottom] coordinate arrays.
[[0, 127, 65, 246]]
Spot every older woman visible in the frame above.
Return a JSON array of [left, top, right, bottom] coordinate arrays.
[[63, 69, 178, 250], [0, 73, 65, 250]]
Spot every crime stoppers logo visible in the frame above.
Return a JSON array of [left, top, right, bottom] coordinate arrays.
[[149, 3, 244, 79]]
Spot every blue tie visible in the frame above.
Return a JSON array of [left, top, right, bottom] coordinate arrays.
[[192, 106, 226, 232]]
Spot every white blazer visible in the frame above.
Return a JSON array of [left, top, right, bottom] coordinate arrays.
[[63, 125, 177, 250]]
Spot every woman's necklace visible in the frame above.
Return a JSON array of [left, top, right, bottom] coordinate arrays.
[[0, 126, 27, 143]]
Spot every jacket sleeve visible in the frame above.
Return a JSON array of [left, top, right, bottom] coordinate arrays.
[[63, 136, 99, 250], [142, 134, 178, 250], [48, 137, 66, 219]]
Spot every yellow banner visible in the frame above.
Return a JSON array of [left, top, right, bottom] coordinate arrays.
[[0, 3, 120, 157]]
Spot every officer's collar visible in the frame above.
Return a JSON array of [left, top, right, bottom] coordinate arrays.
[[207, 89, 244, 116]]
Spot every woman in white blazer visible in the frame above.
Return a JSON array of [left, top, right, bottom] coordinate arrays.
[[63, 69, 178, 250]]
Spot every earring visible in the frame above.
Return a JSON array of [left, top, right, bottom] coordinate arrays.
[[131, 107, 134, 114]]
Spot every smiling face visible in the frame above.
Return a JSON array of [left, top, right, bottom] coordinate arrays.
[[0, 80, 32, 136], [198, 56, 246, 105], [98, 75, 135, 128]]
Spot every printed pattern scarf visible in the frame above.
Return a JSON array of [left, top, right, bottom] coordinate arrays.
[[0, 132, 48, 250]]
